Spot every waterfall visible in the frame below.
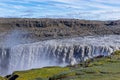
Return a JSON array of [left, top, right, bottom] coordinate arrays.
[[0, 48, 10, 75], [0, 35, 120, 75]]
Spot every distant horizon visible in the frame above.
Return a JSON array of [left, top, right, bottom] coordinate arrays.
[[0, 17, 120, 21], [0, 0, 120, 20]]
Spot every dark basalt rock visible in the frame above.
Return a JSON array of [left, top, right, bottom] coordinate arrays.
[[5, 75, 11, 78], [8, 75, 19, 80], [0, 18, 120, 40]]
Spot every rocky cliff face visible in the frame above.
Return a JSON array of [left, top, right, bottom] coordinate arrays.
[[0, 18, 120, 40]]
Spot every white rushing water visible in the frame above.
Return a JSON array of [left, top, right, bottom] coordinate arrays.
[[0, 35, 120, 75]]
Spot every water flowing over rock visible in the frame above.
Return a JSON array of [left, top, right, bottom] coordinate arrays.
[[0, 35, 120, 75]]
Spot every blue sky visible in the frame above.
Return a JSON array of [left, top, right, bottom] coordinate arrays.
[[0, 0, 120, 20]]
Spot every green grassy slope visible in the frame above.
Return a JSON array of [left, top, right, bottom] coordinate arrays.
[[0, 76, 5, 80]]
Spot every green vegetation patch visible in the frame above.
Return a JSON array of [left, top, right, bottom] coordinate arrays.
[[0, 76, 5, 80], [10, 66, 70, 80], [49, 50, 120, 80], [49, 70, 76, 80], [114, 50, 120, 55]]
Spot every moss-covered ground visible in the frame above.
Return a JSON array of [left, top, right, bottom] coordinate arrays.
[[0, 76, 5, 80], [1, 50, 120, 80]]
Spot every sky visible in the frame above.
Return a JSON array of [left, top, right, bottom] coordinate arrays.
[[0, 0, 120, 20]]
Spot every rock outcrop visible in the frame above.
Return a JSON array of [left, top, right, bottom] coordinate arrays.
[[0, 18, 120, 40]]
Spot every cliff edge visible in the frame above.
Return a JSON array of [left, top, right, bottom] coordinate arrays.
[[0, 18, 120, 40]]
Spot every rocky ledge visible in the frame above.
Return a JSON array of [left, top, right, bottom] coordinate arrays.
[[0, 18, 120, 40]]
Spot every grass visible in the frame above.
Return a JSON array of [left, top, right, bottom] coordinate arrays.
[[50, 50, 120, 80], [8, 66, 70, 80], [0, 76, 5, 80], [52, 61, 120, 80], [1, 50, 120, 80]]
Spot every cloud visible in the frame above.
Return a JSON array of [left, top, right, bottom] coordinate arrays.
[[0, 0, 120, 20], [92, 0, 120, 4]]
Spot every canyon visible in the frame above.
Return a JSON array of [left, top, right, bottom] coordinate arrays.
[[0, 18, 120, 76]]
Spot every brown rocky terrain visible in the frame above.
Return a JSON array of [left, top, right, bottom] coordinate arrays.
[[0, 18, 120, 40]]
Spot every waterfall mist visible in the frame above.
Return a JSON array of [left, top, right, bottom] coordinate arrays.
[[2, 30, 36, 48], [0, 31, 120, 76]]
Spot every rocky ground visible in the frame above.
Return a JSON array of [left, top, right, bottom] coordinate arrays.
[[0, 18, 120, 41]]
